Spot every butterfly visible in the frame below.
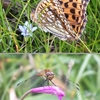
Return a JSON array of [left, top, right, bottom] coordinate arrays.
[[30, 0, 90, 41]]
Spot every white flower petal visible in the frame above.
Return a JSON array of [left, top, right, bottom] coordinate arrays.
[[23, 26, 27, 30], [21, 32, 25, 36], [19, 21, 37, 37], [19, 25, 25, 32], [29, 24, 33, 29], [24, 21, 29, 26], [21, 32, 29, 36], [25, 33, 29, 36], [32, 27, 37, 32]]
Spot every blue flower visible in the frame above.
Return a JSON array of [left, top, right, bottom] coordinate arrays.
[[19, 21, 37, 37]]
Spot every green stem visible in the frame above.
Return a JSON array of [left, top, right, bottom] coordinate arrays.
[[79, 37, 91, 53], [20, 90, 31, 100]]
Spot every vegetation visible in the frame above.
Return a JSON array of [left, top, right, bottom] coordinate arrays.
[[0, 54, 100, 100], [0, 0, 100, 53]]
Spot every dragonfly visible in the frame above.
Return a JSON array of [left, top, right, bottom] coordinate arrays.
[[16, 69, 79, 93]]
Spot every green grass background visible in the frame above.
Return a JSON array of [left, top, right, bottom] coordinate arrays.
[[0, 0, 100, 53], [0, 54, 100, 100]]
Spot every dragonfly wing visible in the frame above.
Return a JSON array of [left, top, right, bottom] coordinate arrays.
[[66, 79, 80, 91], [16, 74, 47, 94]]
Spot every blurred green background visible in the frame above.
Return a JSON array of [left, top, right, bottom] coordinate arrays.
[[0, 54, 100, 100]]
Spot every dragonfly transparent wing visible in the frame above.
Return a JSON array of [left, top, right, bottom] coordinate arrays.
[[61, 75, 80, 91], [17, 74, 38, 88], [66, 79, 80, 91], [16, 74, 47, 96], [16, 73, 54, 94]]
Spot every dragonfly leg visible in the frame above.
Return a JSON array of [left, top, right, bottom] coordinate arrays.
[[50, 80, 56, 86], [40, 79, 48, 86]]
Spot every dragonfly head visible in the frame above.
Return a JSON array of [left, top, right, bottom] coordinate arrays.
[[45, 69, 54, 80]]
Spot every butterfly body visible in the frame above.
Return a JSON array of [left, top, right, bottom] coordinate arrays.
[[30, 0, 90, 40]]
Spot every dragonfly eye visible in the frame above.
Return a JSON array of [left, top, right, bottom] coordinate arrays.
[[45, 72, 54, 80]]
